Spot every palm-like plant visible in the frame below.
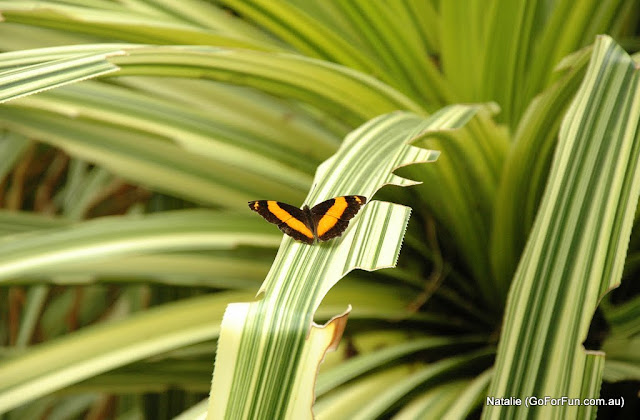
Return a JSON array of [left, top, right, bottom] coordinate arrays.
[[0, 1, 639, 419]]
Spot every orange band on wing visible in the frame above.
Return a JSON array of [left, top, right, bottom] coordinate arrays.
[[316, 197, 348, 236], [267, 201, 313, 239], [285, 218, 314, 238], [316, 215, 338, 236], [325, 197, 348, 219]]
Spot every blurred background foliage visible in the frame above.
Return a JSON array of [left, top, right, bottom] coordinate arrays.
[[0, 1, 639, 419]]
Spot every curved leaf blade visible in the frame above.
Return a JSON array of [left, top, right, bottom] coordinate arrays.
[[208, 106, 480, 419], [485, 36, 640, 419], [0, 47, 123, 103]]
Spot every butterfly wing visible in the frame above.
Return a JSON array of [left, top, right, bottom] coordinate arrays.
[[310, 195, 367, 242], [248, 200, 314, 244]]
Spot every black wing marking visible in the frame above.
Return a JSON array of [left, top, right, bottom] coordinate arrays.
[[310, 195, 367, 241], [248, 200, 314, 244]]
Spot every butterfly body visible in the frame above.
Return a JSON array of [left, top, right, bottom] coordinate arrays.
[[249, 195, 367, 244]]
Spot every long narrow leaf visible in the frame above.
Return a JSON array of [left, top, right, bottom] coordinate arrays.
[[11, 81, 324, 182], [489, 46, 591, 296], [0, 278, 426, 415], [215, 0, 379, 74], [0, 2, 283, 51], [208, 106, 479, 419], [0, 107, 306, 208], [0, 210, 278, 283], [0, 291, 251, 414], [485, 35, 640, 419], [0, 47, 122, 102], [110, 46, 425, 127]]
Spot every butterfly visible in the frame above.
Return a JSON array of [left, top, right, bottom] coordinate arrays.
[[248, 195, 367, 244]]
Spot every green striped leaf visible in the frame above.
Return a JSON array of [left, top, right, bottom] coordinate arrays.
[[0, 106, 306, 209], [0, 253, 272, 288], [314, 366, 417, 420], [0, 1, 283, 51], [0, 46, 123, 103], [485, 36, 640, 419], [346, 349, 494, 420], [391, 380, 469, 420], [7, 80, 323, 190], [440, 368, 494, 419], [110, 45, 424, 127], [0, 210, 278, 284], [207, 106, 479, 419], [0, 132, 32, 181], [0, 209, 70, 234], [489, 46, 592, 295], [409, 105, 509, 310], [475, 0, 632, 126], [315, 336, 489, 397], [215, 0, 380, 74], [0, 291, 251, 414], [603, 294, 640, 338], [0, 278, 429, 414], [215, 0, 454, 108]]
